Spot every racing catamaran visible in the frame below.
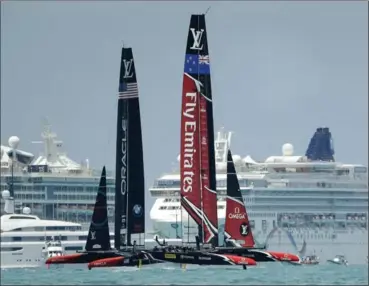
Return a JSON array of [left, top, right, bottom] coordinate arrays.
[[47, 47, 161, 268], [45, 166, 121, 264], [88, 47, 163, 269], [209, 150, 300, 263], [144, 13, 256, 268]]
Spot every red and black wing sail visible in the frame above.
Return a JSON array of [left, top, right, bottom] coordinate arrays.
[[180, 14, 218, 247], [224, 149, 255, 248]]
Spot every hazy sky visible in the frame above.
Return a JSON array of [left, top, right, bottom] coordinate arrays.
[[1, 1, 368, 227]]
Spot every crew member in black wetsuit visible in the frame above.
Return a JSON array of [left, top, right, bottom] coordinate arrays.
[[132, 240, 137, 253]]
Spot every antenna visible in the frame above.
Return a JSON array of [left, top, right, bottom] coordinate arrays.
[[204, 6, 211, 15], [41, 117, 51, 134]]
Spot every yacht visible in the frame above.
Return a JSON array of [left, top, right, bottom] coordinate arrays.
[[327, 255, 348, 265], [0, 192, 115, 268], [149, 127, 368, 264]]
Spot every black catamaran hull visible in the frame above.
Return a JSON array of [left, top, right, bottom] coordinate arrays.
[[45, 251, 122, 264], [86, 247, 257, 267], [87, 251, 164, 269], [211, 248, 300, 263], [148, 250, 257, 266], [212, 248, 275, 262]]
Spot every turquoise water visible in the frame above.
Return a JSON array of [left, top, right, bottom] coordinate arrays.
[[1, 263, 368, 285]]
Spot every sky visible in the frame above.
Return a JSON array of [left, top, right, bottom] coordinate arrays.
[[1, 1, 368, 229]]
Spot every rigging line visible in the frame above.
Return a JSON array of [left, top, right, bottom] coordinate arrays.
[[105, 99, 116, 176], [204, 6, 211, 15]]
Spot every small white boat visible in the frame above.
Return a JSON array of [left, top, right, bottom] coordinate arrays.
[[301, 255, 319, 265], [42, 237, 64, 260], [42, 237, 64, 269], [327, 255, 348, 265]]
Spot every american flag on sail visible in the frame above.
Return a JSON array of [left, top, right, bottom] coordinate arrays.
[[118, 82, 138, 99], [199, 55, 209, 65]]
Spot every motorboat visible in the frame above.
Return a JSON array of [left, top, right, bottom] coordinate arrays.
[[327, 255, 348, 265]]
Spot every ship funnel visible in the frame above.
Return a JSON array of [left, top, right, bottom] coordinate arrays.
[[305, 127, 335, 162]]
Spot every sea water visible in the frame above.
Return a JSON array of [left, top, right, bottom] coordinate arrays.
[[1, 263, 368, 285]]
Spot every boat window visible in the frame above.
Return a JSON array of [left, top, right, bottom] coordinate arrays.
[[78, 235, 88, 240], [67, 226, 80, 231], [12, 237, 22, 241], [239, 179, 248, 187], [354, 166, 367, 173], [45, 226, 67, 231], [261, 220, 267, 230], [64, 246, 83, 251], [217, 180, 223, 187], [9, 216, 36, 220], [1, 247, 23, 252]]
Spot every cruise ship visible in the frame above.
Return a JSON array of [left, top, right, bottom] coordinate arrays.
[[0, 121, 116, 230], [149, 128, 368, 264]]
